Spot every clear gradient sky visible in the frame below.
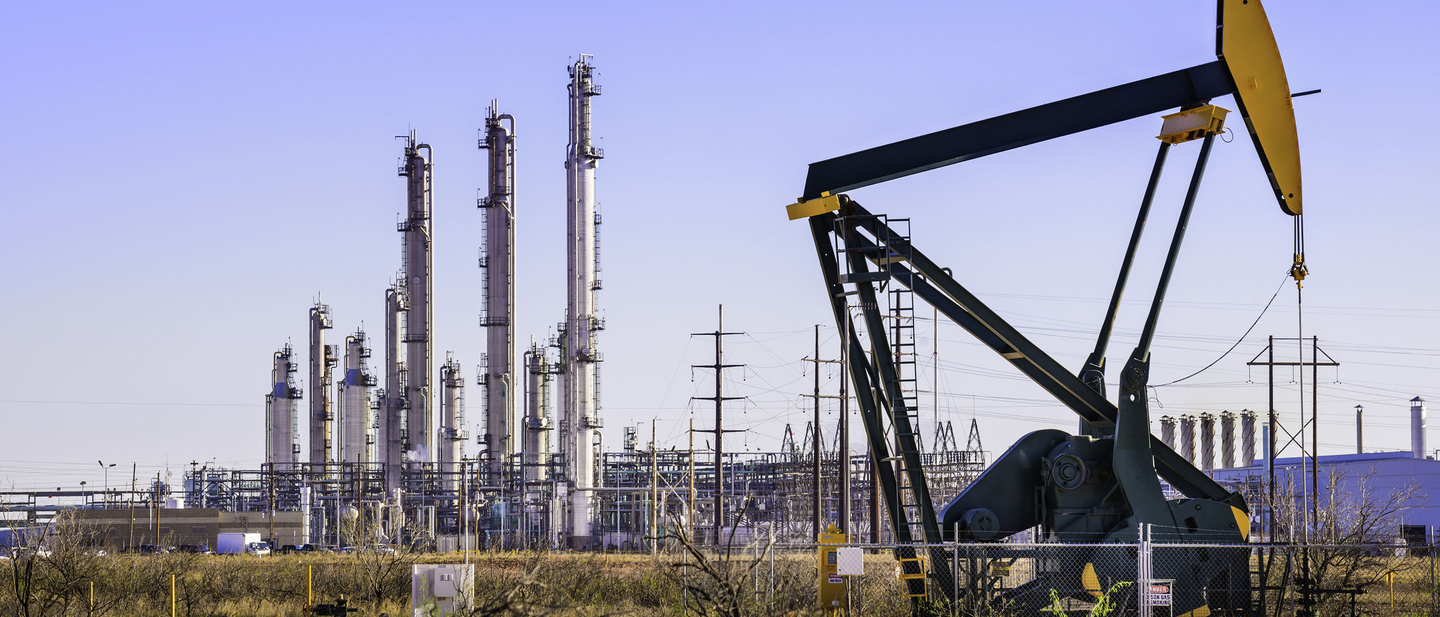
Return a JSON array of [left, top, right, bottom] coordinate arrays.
[[2, 1, 1436, 490]]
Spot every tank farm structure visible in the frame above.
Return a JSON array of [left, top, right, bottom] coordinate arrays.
[[220, 55, 999, 550]]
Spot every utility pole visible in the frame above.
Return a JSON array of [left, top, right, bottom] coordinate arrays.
[[462, 456, 468, 563], [128, 463, 137, 551], [1246, 336, 1337, 538], [268, 463, 276, 546], [801, 324, 843, 539], [154, 471, 162, 546], [687, 418, 695, 541], [839, 317, 851, 537], [650, 421, 658, 554], [690, 305, 745, 546]]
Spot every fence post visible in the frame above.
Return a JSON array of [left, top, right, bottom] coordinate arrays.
[[170, 573, 176, 617], [1137, 523, 1151, 617], [952, 523, 959, 617], [1431, 526, 1437, 616], [767, 524, 775, 604], [89, 580, 94, 616]]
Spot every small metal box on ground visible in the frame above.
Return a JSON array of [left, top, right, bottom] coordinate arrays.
[[411, 564, 474, 616]]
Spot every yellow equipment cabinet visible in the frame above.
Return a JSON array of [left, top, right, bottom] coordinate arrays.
[[817, 525, 847, 610]]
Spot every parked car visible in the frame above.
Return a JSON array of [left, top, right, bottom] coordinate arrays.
[[360, 545, 397, 556], [247, 541, 271, 557], [277, 544, 302, 555], [176, 544, 212, 554]]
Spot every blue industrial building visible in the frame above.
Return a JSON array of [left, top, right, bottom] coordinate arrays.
[[1205, 397, 1438, 541]]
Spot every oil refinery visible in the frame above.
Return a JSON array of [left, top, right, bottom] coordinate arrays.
[[6, 2, 1440, 614]]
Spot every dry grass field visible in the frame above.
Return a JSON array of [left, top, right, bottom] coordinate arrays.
[[1, 547, 915, 616]]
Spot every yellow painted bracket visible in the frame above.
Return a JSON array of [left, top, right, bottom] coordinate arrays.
[[1158, 105, 1228, 144], [786, 192, 842, 221], [1219, 0, 1302, 216]]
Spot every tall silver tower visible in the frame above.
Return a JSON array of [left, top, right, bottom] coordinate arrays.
[[399, 133, 434, 462], [439, 354, 467, 491], [523, 339, 553, 485], [380, 283, 407, 490], [563, 55, 604, 549], [524, 339, 559, 544], [308, 301, 337, 468], [339, 329, 376, 464], [478, 101, 516, 479], [266, 344, 303, 470]]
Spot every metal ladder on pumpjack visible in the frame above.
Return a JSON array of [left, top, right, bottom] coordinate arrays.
[[868, 216, 931, 600], [886, 218, 930, 600], [837, 211, 933, 602]]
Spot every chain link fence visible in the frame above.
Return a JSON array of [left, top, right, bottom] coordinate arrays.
[[760, 538, 1440, 616]]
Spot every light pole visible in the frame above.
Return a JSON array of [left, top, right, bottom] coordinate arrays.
[[99, 461, 115, 507]]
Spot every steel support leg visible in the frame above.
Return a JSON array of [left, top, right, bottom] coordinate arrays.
[[1079, 142, 1171, 436], [1114, 132, 1216, 530]]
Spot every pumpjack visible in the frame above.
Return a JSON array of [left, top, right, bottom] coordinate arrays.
[[788, 1, 1303, 614]]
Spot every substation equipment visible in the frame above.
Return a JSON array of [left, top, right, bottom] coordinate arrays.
[[787, 1, 1304, 613]]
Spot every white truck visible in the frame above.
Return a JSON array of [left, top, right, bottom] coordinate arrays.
[[216, 532, 269, 556]]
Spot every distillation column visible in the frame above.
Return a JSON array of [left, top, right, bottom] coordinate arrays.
[[478, 101, 516, 481], [564, 55, 604, 549], [439, 355, 467, 491], [339, 329, 376, 464], [309, 301, 337, 468], [524, 340, 556, 543], [524, 340, 553, 484], [399, 134, 434, 462], [381, 284, 407, 491], [267, 344, 303, 470]]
